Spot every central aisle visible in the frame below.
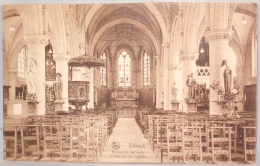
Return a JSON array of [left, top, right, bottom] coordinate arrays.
[[99, 118, 160, 163]]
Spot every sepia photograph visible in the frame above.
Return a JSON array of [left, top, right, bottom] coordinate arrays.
[[1, 1, 258, 165]]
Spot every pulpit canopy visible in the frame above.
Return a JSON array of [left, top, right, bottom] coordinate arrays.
[[68, 54, 105, 68]]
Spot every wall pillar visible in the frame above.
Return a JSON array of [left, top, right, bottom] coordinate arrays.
[[235, 65, 245, 112], [24, 35, 48, 115], [155, 55, 161, 109], [53, 53, 70, 111], [162, 43, 170, 110], [204, 29, 233, 115], [180, 52, 198, 112], [7, 69, 17, 101]]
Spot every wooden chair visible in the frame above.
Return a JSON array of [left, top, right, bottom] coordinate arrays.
[[17, 125, 40, 161], [3, 125, 19, 161], [40, 125, 63, 161], [242, 126, 256, 164], [66, 124, 96, 162], [166, 122, 184, 163], [182, 125, 206, 163], [210, 126, 236, 164]]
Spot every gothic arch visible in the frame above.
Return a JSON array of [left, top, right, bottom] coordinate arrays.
[[48, 5, 66, 53], [9, 39, 26, 69]]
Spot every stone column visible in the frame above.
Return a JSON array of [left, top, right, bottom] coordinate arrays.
[[235, 65, 245, 112], [204, 29, 233, 115], [162, 43, 170, 110], [53, 53, 70, 111], [154, 55, 161, 108], [88, 68, 94, 109], [24, 35, 48, 115], [7, 69, 17, 101], [180, 52, 198, 113]]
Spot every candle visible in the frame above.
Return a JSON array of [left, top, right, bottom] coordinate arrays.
[[244, 93, 246, 100]]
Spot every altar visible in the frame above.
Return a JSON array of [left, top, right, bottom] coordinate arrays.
[[111, 89, 138, 117]]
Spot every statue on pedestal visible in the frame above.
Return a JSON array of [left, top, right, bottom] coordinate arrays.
[[220, 60, 233, 94], [54, 73, 63, 100], [171, 82, 178, 101], [186, 73, 196, 99], [26, 59, 37, 95]]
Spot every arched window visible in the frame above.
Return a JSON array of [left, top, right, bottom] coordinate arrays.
[[118, 51, 131, 87], [143, 52, 150, 86], [17, 46, 26, 78], [100, 52, 107, 86]]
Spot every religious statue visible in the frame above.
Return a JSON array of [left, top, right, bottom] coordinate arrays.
[[220, 60, 232, 94], [26, 59, 37, 95], [54, 73, 63, 100], [45, 39, 56, 80], [171, 82, 178, 98], [186, 73, 196, 99]]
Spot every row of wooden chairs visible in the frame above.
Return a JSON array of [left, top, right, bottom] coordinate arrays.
[[136, 112, 256, 164], [4, 111, 118, 162]]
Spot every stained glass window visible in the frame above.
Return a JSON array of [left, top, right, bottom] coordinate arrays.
[[100, 52, 107, 86], [118, 51, 131, 87], [144, 52, 150, 86], [17, 47, 26, 78]]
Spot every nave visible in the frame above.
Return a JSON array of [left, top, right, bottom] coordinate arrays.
[[2, 3, 258, 165]]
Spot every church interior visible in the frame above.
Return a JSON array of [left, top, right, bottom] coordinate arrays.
[[2, 3, 258, 164]]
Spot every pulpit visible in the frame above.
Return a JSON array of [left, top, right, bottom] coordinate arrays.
[[68, 53, 105, 113], [68, 81, 89, 111]]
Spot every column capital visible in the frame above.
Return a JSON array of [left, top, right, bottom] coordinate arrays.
[[168, 64, 182, 70], [204, 29, 233, 42], [180, 52, 198, 61], [161, 42, 170, 48], [23, 34, 49, 45], [53, 53, 70, 61]]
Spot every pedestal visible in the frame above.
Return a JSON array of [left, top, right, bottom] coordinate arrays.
[[54, 100, 65, 112], [171, 101, 180, 111], [186, 100, 197, 113], [27, 100, 38, 116]]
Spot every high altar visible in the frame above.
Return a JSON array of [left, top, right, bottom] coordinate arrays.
[[111, 88, 138, 117]]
